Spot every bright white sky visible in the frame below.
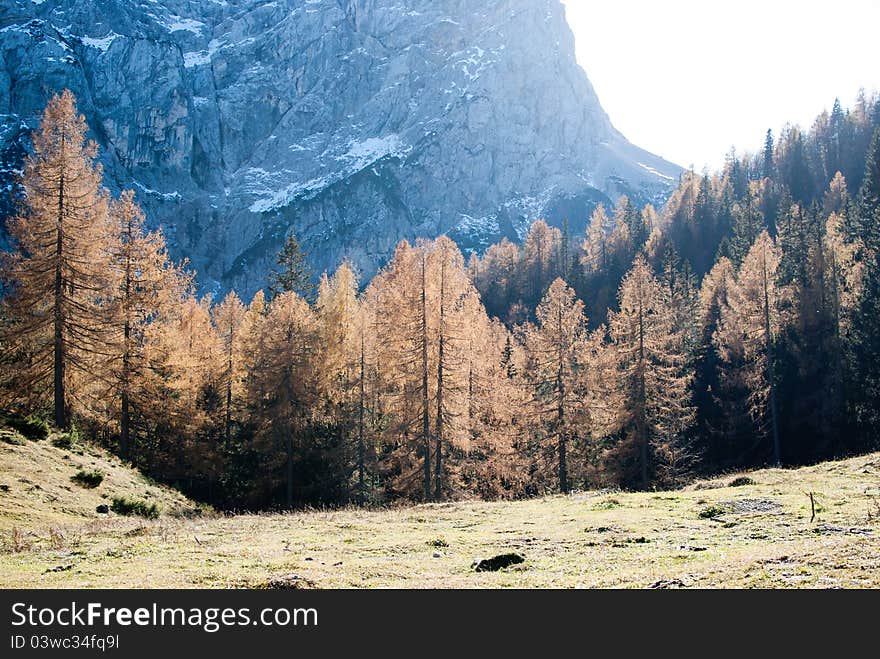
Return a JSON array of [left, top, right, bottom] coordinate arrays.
[[562, 0, 880, 171]]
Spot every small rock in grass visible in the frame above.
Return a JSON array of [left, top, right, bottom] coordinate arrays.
[[432, 551, 442, 558], [95, 504, 109, 514], [261, 574, 315, 590], [44, 564, 73, 574], [474, 553, 525, 572], [648, 578, 687, 589]]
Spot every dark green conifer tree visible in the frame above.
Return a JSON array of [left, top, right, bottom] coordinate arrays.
[[848, 128, 880, 447], [763, 129, 775, 180], [268, 232, 316, 302]]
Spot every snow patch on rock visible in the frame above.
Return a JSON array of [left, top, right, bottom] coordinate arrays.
[[163, 16, 206, 35], [80, 32, 119, 52], [638, 162, 676, 182], [339, 135, 409, 169]]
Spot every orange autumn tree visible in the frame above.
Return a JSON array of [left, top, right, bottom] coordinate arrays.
[[211, 291, 248, 448], [714, 231, 789, 465], [246, 291, 320, 508], [370, 237, 486, 500], [524, 278, 599, 493], [0, 90, 112, 428], [605, 256, 695, 489], [101, 191, 190, 459]]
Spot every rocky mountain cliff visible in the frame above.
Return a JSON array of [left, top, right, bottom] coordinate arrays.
[[0, 0, 680, 295]]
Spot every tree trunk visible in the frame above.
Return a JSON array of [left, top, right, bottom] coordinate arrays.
[[468, 350, 474, 421], [828, 250, 846, 451], [358, 331, 366, 503], [638, 297, 648, 490], [286, 432, 294, 509], [762, 246, 781, 466], [53, 139, 67, 430], [225, 344, 233, 448], [558, 424, 568, 494], [120, 386, 130, 460], [120, 225, 133, 460], [557, 302, 568, 494], [120, 320, 131, 460], [435, 256, 445, 502], [420, 253, 431, 501], [284, 361, 296, 509]]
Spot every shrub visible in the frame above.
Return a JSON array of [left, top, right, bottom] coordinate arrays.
[[8, 415, 50, 440], [52, 434, 72, 449], [110, 497, 159, 519], [52, 424, 81, 450], [698, 505, 726, 519], [71, 470, 103, 489], [729, 476, 756, 487], [4, 527, 32, 553], [0, 430, 26, 445]]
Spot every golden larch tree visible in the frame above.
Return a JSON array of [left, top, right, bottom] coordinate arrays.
[[715, 231, 789, 465], [247, 291, 319, 508], [605, 256, 694, 489], [524, 277, 596, 493], [105, 190, 190, 459], [1, 90, 112, 428], [211, 290, 248, 448]]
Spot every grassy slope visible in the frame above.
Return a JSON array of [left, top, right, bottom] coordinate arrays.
[[0, 431, 197, 534], [1, 433, 878, 588]]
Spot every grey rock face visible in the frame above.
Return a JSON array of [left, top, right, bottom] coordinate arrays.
[[0, 0, 680, 296]]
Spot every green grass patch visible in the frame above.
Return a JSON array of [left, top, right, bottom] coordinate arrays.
[[51, 424, 83, 450], [71, 470, 103, 489], [110, 496, 159, 519], [594, 498, 620, 510]]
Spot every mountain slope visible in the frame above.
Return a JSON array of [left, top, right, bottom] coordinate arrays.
[[0, 0, 680, 295]]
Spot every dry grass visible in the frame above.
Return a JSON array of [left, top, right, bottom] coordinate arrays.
[[0, 431, 200, 535], [1, 434, 878, 588]]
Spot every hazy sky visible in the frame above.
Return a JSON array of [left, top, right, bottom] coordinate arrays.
[[562, 0, 880, 171]]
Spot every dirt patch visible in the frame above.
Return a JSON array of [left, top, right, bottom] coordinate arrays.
[[723, 499, 782, 514], [757, 555, 796, 565], [811, 524, 873, 536]]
